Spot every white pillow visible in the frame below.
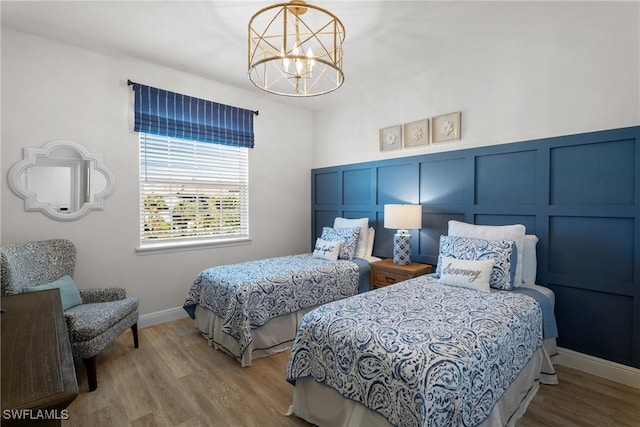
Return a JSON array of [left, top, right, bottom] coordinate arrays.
[[522, 234, 539, 286], [365, 227, 375, 257], [438, 256, 494, 293], [334, 217, 369, 258], [448, 220, 526, 286], [312, 238, 341, 261]]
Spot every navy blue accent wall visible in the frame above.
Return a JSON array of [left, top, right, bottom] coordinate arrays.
[[311, 126, 640, 369]]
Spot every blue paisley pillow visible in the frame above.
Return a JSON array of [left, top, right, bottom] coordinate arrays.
[[320, 227, 360, 260], [436, 235, 517, 290]]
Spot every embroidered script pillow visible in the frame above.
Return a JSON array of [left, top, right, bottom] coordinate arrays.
[[312, 238, 341, 261], [438, 256, 494, 293], [436, 235, 517, 290]]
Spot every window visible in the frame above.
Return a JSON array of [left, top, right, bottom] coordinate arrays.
[[130, 82, 255, 251], [139, 133, 249, 249]]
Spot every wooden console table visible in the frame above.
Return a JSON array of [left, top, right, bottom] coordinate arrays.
[[1, 289, 78, 426]]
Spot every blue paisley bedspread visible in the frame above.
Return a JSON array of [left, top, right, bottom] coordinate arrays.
[[183, 254, 360, 356], [286, 275, 543, 427]]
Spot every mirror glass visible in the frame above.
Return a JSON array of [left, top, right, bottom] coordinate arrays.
[[8, 140, 115, 221]]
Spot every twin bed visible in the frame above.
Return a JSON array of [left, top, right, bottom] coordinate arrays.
[[183, 217, 377, 366], [183, 253, 373, 366], [286, 275, 557, 427], [184, 219, 558, 426]]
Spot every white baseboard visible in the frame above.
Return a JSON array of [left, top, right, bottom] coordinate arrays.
[[557, 347, 640, 389], [139, 306, 189, 329]]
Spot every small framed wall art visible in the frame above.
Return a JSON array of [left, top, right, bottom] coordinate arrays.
[[432, 111, 461, 143], [403, 119, 429, 148], [379, 125, 402, 151]]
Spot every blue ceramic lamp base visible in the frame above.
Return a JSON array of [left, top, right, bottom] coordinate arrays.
[[393, 233, 411, 265]]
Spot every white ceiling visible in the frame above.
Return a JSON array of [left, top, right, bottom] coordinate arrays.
[[1, 1, 578, 111]]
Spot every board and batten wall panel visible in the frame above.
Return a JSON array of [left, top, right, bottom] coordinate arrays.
[[311, 126, 640, 369]]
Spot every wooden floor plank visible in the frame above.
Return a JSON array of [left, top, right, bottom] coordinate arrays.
[[63, 317, 640, 427]]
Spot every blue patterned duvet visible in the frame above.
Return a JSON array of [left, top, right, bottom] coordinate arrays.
[[286, 275, 543, 427], [183, 254, 360, 356]]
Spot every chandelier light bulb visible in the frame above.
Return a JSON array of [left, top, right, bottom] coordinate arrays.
[[281, 48, 290, 72], [307, 48, 315, 71]]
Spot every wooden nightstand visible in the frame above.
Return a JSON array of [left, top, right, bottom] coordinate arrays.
[[370, 258, 432, 290]]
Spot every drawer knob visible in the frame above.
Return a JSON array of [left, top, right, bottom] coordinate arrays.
[[385, 276, 396, 283]]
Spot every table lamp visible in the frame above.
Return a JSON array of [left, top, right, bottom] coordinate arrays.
[[384, 204, 422, 265]]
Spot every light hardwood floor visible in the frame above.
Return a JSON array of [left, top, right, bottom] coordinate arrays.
[[63, 317, 640, 427]]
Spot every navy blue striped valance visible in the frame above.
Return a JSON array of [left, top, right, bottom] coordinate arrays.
[[133, 83, 255, 148]]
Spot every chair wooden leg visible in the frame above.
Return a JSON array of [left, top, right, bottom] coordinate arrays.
[[131, 323, 139, 348], [83, 356, 98, 392]]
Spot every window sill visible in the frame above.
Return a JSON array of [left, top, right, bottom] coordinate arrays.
[[136, 237, 251, 255]]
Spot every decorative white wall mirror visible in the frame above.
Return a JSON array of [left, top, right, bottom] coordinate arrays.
[[8, 140, 115, 221]]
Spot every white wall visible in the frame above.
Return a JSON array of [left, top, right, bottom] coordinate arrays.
[[312, 1, 640, 169], [1, 29, 314, 318]]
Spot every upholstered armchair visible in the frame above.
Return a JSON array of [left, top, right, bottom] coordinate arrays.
[[0, 239, 139, 392]]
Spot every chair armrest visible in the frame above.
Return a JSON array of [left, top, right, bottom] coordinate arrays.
[[79, 287, 127, 304], [64, 311, 77, 333]]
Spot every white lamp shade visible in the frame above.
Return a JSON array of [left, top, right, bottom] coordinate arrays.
[[384, 204, 422, 230]]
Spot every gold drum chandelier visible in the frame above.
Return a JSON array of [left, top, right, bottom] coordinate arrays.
[[248, 0, 345, 97]]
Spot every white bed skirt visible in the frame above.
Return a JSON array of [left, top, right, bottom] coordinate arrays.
[[194, 304, 316, 367], [288, 345, 556, 427], [192, 281, 560, 378]]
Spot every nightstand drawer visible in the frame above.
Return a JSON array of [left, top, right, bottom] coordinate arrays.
[[370, 259, 432, 290], [371, 269, 412, 287]]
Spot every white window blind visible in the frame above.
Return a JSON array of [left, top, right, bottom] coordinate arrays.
[[139, 133, 249, 248]]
